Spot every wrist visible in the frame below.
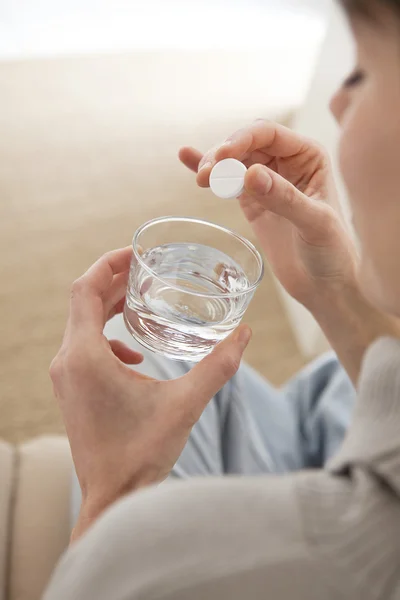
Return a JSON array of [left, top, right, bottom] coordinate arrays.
[[70, 475, 150, 543], [70, 493, 112, 543], [71, 511, 97, 544], [309, 279, 361, 325], [312, 280, 400, 339], [308, 280, 400, 385]]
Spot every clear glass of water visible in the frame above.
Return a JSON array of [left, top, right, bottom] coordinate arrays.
[[124, 216, 264, 362]]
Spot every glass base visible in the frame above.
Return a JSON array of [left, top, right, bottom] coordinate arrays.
[[123, 305, 231, 363]]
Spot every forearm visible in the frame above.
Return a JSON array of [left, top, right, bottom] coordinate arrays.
[[312, 283, 400, 386]]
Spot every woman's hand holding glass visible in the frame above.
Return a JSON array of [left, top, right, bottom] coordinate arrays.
[[50, 247, 251, 542]]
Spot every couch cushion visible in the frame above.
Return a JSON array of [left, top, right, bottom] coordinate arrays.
[[9, 437, 72, 600], [0, 440, 14, 600]]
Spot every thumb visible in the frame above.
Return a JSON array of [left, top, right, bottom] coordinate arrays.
[[181, 325, 252, 420], [245, 164, 335, 245]]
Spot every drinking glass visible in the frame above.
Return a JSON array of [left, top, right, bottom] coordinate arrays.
[[124, 216, 264, 362]]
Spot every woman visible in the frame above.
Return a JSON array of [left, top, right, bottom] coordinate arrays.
[[45, 0, 400, 598]]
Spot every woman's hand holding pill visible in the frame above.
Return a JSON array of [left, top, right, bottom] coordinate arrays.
[[179, 120, 359, 313]]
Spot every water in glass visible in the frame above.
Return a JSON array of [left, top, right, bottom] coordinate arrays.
[[124, 242, 253, 362]]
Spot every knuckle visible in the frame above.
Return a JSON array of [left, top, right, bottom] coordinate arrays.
[[282, 183, 297, 211], [314, 140, 329, 160], [102, 250, 115, 264], [306, 138, 330, 165], [71, 276, 86, 297], [220, 353, 241, 379], [224, 128, 244, 145], [199, 150, 214, 167], [318, 205, 338, 232], [49, 354, 63, 383], [252, 117, 269, 126]]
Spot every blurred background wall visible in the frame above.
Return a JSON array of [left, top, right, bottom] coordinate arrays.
[[0, 0, 354, 443], [1, 0, 329, 57]]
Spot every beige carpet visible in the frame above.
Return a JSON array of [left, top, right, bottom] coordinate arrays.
[[0, 53, 307, 444]]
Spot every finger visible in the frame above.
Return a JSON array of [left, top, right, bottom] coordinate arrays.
[[108, 340, 144, 365], [70, 247, 133, 334], [178, 147, 204, 173], [196, 143, 226, 188], [59, 294, 128, 357], [196, 120, 322, 188], [196, 148, 275, 190], [180, 325, 252, 422], [243, 150, 276, 169], [103, 270, 130, 318], [107, 297, 126, 322], [215, 120, 311, 164], [195, 121, 306, 188], [244, 164, 335, 244]]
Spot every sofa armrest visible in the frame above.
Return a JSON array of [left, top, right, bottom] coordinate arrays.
[[0, 440, 15, 600], [9, 436, 73, 600]]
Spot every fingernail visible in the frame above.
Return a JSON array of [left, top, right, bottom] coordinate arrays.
[[236, 325, 252, 348], [253, 169, 273, 195], [199, 161, 212, 172]]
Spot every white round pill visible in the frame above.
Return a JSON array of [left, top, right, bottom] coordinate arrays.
[[210, 159, 247, 200]]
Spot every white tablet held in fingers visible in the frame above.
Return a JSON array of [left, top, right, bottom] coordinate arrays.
[[210, 159, 247, 200]]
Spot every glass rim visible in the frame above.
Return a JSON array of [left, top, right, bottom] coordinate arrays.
[[132, 216, 264, 299]]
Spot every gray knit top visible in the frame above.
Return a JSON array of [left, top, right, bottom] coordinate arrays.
[[44, 337, 400, 600]]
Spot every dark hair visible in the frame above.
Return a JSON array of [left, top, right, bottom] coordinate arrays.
[[341, 0, 400, 18]]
